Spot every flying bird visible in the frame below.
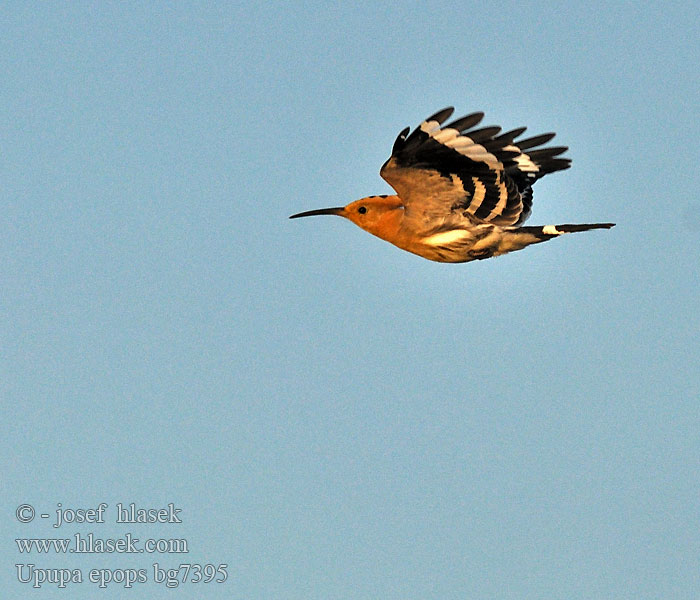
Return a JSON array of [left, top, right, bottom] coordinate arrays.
[[290, 107, 614, 263]]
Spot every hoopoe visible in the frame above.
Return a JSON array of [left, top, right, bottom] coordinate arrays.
[[290, 107, 614, 263]]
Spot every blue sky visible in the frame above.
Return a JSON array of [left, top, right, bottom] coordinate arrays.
[[2, 2, 699, 598]]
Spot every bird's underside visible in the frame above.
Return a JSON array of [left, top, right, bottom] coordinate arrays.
[[290, 107, 614, 263], [390, 220, 615, 263]]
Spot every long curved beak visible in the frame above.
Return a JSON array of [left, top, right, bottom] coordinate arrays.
[[289, 207, 345, 219]]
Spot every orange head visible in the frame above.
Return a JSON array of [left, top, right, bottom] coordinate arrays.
[[289, 195, 404, 243]]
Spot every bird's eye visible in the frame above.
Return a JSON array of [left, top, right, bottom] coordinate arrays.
[[358, 206, 367, 214]]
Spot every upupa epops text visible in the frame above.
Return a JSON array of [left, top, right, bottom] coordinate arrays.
[[290, 107, 614, 263]]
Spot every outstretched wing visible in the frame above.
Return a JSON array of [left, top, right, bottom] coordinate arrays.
[[380, 107, 571, 227]]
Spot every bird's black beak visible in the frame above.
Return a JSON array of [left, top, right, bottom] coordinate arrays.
[[289, 207, 345, 219]]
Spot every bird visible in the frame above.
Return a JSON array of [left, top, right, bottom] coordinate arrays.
[[290, 107, 614, 263]]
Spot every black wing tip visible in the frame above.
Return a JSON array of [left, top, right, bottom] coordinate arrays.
[[545, 158, 572, 172], [516, 132, 557, 151], [494, 126, 527, 142], [391, 126, 411, 154], [425, 107, 455, 124], [466, 125, 502, 143], [444, 111, 485, 132]]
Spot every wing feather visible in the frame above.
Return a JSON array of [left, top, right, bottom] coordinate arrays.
[[381, 109, 571, 227]]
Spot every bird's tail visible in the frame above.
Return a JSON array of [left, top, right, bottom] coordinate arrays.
[[516, 223, 615, 239]]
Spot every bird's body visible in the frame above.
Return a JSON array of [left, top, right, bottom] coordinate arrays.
[[290, 107, 614, 263]]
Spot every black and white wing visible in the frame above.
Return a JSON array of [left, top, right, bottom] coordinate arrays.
[[380, 107, 571, 227]]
